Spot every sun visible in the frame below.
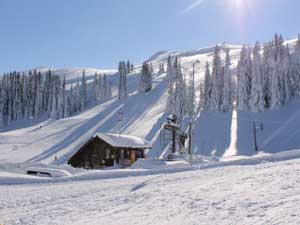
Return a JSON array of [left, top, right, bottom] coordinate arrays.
[[230, 0, 244, 10]]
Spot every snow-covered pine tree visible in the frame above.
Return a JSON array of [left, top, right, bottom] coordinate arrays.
[[68, 84, 75, 115], [61, 77, 69, 118], [127, 61, 131, 74], [139, 62, 152, 92], [198, 81, 204, 111], [261, 42, 273, 109], [237, 46, 252, 111], [57, 81, 64, 119], [174, 59, 186, 119], [291, 35, 300, 96], [75, 80, 81, 112], [281, 45, 291, 105], [158, 63, 165, 74], [149, 63, 154, 76], [1, 75, 9, 126], [15, 72, 23, 120], [130, 64, 133, 72], [103, 74, 112, 100], [203, 62, 212, 111], [250, 42, 265, 112], [34, 71, 43, 118], [0, 82, 3, 127], [269, 56, 281, 110], [221, 49, 234, 112], [118, 61, 128, 100], [99, 74, 104, 100], [166, 55, 177, 115], [93, 73, 99, 101], [21, 73, 28, 119], [102, 74, 107, 100], [269, 34, 291, 109], [210, 45, 223, 111], [98, 74, 104, 100], [50, 77, 58, 119], [80, 70, 87, 110]]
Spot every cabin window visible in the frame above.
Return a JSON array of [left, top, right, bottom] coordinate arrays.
[[106, 149, 110, 159], [136, 151, 142, 159], [84, 162, 89, 169]]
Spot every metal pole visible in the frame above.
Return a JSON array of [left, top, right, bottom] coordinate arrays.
[[172, 127, 176, 153], [253, 122, 258, 152], [192, 63, 195, 107], [189, 122, 193, 164], [118, 110, 123, 136], [191, 61, 199, 110]]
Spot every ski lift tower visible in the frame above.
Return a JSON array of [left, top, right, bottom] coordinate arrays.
[[163, 114, 180, 153]]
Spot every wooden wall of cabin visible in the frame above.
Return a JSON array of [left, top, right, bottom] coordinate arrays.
[[68, 138, 115, 169], [68, 137, 146, 169]]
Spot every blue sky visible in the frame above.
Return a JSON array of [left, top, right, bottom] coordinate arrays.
[[0, 0, 300, 73]]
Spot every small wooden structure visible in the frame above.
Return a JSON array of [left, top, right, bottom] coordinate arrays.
[[68, 133, 152, 169]]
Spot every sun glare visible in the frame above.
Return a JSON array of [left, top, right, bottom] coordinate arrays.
[[231, 0, 244, 10]]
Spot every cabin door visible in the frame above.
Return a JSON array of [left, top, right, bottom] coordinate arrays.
[[130, 151, 136, 163]]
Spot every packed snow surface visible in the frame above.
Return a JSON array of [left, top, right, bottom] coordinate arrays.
[[1, 155, 300, 225]]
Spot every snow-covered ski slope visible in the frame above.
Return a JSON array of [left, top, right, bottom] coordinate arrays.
[[0, 39, 300, 165]]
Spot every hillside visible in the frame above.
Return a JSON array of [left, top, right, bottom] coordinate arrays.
[[0, 39, 299, 166]]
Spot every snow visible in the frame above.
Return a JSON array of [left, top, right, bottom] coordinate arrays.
[[27, 67, 117, 86], [94, 133, 152, 149], [1, 153, 300, 224], [0, 39, 300, 224], [25, 167, 72, 178]]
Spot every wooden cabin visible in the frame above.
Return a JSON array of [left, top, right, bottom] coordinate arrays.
[[68, 133, 152, 169]]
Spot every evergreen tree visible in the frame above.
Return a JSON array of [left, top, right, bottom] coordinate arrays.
[[131, 63, 134, 72], [237, 46, 252, 111], [127, 61, 131, 74], [174, 58, 186, 119], [222, 49, 234, 112], [210, 45, 223, 111], [166, 55, 176, 115], [80, 70, 87, 110], [93, 73, 99, 101], [291, 35, 300, 96], [139, 62, 152, 92], [103, 74, 112, 100], [269, 34, 291, 109], [118, 61, 128, 100], [262, 42, 272, 108], [250, 42, 265, 112], [203, 62, 212, 110]]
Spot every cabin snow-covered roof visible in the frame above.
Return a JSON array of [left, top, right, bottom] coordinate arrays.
[[94, 133, 152, 149]]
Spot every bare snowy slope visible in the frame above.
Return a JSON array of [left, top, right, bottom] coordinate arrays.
[[0, 39, 300, 165], [26, 67, 117, 85]]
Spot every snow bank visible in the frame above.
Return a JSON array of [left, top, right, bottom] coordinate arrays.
[[2, 148, 300, 185]]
